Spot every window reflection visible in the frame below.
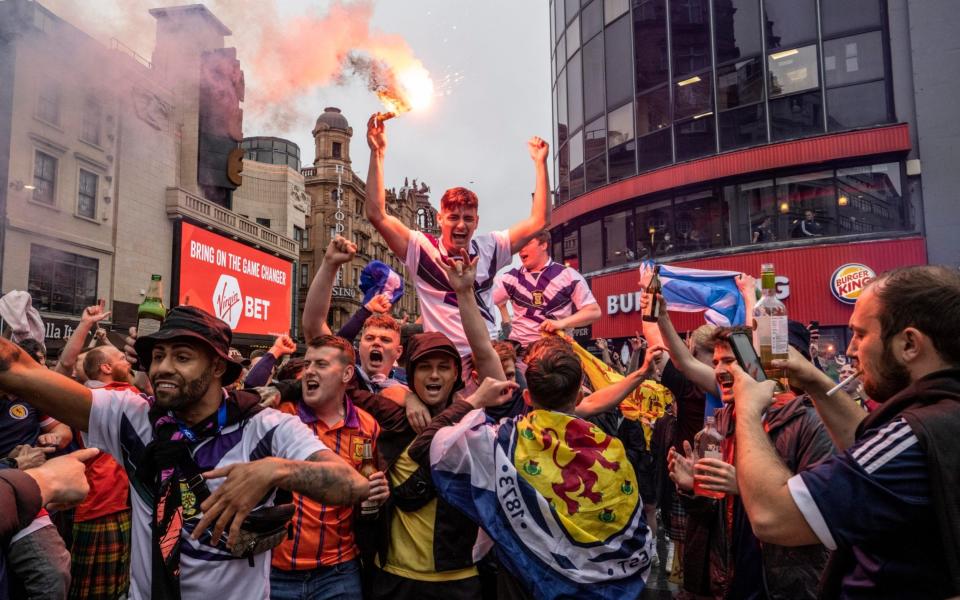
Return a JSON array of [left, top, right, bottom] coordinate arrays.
[[608, 102, 636, 182], [568, 52, 584, 134], [769, 90, 822, 140], [637, 129, 673, 171], [582, 0, 603, 40], [633, 0, 669, 92], [675, 115, 716, 161], [671, 0, 711, 77], [776, 171, 836, 238], [580, 220, 603, 272], [720, 103, 766, 150], [823, 32, 884, 87], [764, 0, 817, 50], [717, 58, 763, 109], [768, 45, 819, 97], [837, 163, 905, 233], [827, 81, 888, 131], [567, 16, 581, 58], [820, 0, 882, 37], [605, 15, 634, 108], [676, 190, 730, 251], [604, 211, 635, 266], [605, 0, 630, 24], [637, 86, 671, 135], [635, 199, 674, 259], [583, 36, 606, 121], [713, 0, 761, 63]]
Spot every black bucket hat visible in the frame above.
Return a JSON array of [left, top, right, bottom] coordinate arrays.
[[134, 306, 244, 385], [404, 332, 464, 394]]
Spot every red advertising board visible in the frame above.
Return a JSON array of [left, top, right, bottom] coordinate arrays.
[[589, 236, 927, 338], [177, 222, 292, 336]]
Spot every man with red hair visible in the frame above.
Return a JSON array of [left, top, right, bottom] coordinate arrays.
[[364, 115, 550, 358]]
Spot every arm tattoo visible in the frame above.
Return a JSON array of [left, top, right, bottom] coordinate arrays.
[[279, 451, 367, 506]]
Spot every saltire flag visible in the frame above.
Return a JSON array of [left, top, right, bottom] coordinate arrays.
[[640, 260, 750, 326], [431, 408, 655, 600], [359, 260, 404, 305], [568, 335, 673, 447]]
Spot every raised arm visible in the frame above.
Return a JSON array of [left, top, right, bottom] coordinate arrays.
[[575, 346, 665, 417], [508, 137, 551, 253], [440, 251, 505, 382], [772, 346, 865, 451], [302, 235, 356, 342], [539, 303, 602, 334], [55, 304, 111, 376], [365, 114, 412, 259], [0, 337, 92, 431], [641, 290, 716, 394], [730, 363, 820, 546]]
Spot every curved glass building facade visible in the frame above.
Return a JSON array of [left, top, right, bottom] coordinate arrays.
[[241, 136, 301, 171], [546, 0, 958, 343]]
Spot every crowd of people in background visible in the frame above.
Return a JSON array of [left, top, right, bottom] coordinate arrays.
[[0, 114, 958, 600]]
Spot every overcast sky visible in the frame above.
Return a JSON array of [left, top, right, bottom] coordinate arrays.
[[44, 0, 553, 236], [264, 0, 554, 236]]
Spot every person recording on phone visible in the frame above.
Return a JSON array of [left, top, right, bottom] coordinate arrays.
[[642, 289, 834, 598]]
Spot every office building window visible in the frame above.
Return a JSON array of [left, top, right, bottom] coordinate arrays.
[[604, 15, 634, 109], [28, 245, 98, 315], [294, 225, 306, 249], [768, 45, 819, 97], [763, 0, 817, 50], [81, 97, 102, 145], [256, 217, 271, 227], [769, 91, 823, 140], [582, 0, 602, 40], [607, 102, 636, 182], [713, 0, 761, 64], [603, 210, 634, 267], [820, 0, 882, 38], [583, 35, 606, 122], [604, 0, 629, 24], [719, 103, 767, 150], [635, 198, 674, 260], [568, 51, 584, 134], [37, 81, 61, 125], [580, 220, 603, 273], [32, 151, 57, 205], [77, 169, 98, 219]]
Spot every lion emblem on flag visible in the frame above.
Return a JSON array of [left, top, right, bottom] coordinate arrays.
[[513, 411, 639, 544]]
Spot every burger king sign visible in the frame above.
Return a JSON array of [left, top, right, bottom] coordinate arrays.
[[831, 263, 876, 305]]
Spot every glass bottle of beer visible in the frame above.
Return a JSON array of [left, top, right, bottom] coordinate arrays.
[[358, 438, 379, 518], [643, 265, 663, 322], [753, 263, 788, 380], [137, 275, 166, 337], [693, 416, 725, 500]]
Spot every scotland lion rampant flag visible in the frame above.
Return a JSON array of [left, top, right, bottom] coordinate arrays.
[[431, 408, 654, 600], [359, 260, 404, 305]]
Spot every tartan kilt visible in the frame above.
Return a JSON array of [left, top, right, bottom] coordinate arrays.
[[69, 510, 132, 600], [665, 495, 687, 542]]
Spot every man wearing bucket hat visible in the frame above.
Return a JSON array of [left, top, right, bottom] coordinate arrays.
[[0, 305, 371, 600]]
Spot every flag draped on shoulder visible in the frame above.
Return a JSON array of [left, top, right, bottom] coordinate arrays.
[[431, 408, 654, 600], [569, 336, 673, 447], [640, 260, 751, 326]]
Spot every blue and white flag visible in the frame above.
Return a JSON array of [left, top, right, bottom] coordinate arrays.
[[431, 409, 654, 600], [359, 260, 404, 305], [641, 261, 747, 326]]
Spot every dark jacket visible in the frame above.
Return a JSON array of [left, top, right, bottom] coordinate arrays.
[[821, 369, 960, 598], [682, 394, 834, 600]]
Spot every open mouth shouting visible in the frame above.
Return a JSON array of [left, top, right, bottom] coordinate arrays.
[[451, 230, 469, 246], [368, 349, 384, 367], [303, 377, 321, 396], [716, 371, 735, 399]]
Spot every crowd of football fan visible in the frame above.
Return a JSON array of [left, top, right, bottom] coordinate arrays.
[[0, 115, 958, 600]]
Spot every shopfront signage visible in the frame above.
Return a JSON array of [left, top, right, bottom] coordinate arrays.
[[178, 222, 293, 335], [830, 263, 875, 305]]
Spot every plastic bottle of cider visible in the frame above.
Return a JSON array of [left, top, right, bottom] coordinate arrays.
[[643, 264, 663, 322], [137, 275, 166, 337], [358, 438, 379, 518], [753, 263, 788, 380], [693, 416, 725, 500]]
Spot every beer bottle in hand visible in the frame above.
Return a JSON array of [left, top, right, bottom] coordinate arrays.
[[693, 416, 725, 500], [137, 275, 166, 337], [643, 265, 663, 322], [358, 438, 379, 519]]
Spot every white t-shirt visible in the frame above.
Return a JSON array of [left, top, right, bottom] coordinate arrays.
[[84, 388, 328, 600], [405, 230, 512, 356], [492, 261, 598, 346]]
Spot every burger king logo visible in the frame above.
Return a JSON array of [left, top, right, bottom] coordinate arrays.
[[831, 263, 875, 305]]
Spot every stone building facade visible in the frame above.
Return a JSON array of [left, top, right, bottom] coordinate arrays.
[[299, 107, 438, 332], [0, 1, 297, 354]]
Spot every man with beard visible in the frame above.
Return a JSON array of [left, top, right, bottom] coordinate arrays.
[[365, 114, 550, 358], [492, 230, 600, 349], [666, 325, 833, 599], [729, 265, 960, 598], [0, 306, 372, 599]]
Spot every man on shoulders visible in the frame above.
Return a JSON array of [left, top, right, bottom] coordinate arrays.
[[730, 265, 960, 598], [493, 230, 600, 350], [364, 114, 550, 357]]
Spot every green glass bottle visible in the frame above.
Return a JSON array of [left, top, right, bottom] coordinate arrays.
[[137, 274, 166, 337]]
